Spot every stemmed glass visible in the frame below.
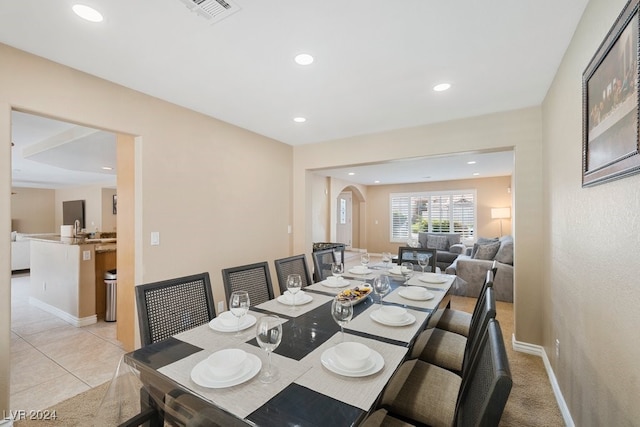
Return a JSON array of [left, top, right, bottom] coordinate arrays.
[[360, 253, 370, 269], [372, 275, 390, 308], [401, 262, 414, 286], [286, 273, 302, 311], [255, 315, 282, 384], [331, 297, 353, 343], [331, 262, 344, 278], [417, 254, 430, 273], [381, 252, 392, 269], [229, 291, 250, 336]]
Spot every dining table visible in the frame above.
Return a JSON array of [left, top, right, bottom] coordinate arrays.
[[122, 267, 456, 426]]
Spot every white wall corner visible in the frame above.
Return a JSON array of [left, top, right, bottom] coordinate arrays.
[[512, 334, 575, 427]]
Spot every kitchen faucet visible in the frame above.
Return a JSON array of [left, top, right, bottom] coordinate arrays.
[[74, 219, 81, 237]]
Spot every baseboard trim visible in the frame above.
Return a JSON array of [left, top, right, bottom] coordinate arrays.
[[512, 334, 574, 427], [29, 297, 97, 327]]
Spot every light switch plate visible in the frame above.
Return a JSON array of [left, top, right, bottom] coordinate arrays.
[[151, 232, 160, 246], [83, 250, 91, 261]]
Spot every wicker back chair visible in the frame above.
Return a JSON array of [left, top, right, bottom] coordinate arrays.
[[274, 254, 313, 294], [135, 272, 215, 347], [397, 247, 437, 272], [221, 261, 274, 306]]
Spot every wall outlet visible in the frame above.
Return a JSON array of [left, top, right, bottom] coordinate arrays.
[[83, 250, 91, 261], [555, 339, 560, 358], [217, 301, 225, 313]]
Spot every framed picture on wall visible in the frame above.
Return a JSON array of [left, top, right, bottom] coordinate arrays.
[[582, 0, 640, 187], [113, 194, 117, 215]]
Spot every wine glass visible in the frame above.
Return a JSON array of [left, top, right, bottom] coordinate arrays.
[[372, 275, 390, 307], [286, 273, 302, 311], [381, 252, 392, 269], [401, 262, 414, 286], [360, 253, 370, 269], [331, 297, 353, 343], [417, 254, 430, 273], [229, 291, 250, 336], [331, 262, 344, 278], [255, 315, 282, 384]]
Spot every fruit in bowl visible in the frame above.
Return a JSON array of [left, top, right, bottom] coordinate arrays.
[[337, 286, 371, 302]]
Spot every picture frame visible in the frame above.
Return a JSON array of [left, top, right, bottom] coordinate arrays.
[[113, 194, 117, 215], [582, 0, 640, 187]]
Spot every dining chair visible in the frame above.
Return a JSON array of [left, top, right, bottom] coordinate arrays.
[[135, 272, 216, 346], [221, 261, 274, 306], [411, 286, 497, 375], [379, 318, 512, 427], [312, 248, 341, 282], [274, 254, 313, 294], [396, 247, 437, 273], [437, 263, 496, 337]]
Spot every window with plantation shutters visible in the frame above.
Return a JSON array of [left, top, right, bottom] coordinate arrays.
[[390, 190, 476, 242]]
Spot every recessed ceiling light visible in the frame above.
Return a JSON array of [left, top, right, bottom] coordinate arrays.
[[293, 117, 306, 123], [467, 161, 476, 165], [348, 172, 355, 176], [374, 180, 380, 184], [294, 53, 314, 65], [433, 83, 451, 92], [473, 172, 480, 176], [101, 166, 113, 171], [72, 4, 103, 22]]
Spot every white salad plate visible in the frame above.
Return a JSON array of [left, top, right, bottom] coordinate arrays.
[[191, 353, 261, 388], [418, 273, 449, 284], [209, 314, 257, 332], [277, 292, 313, 306], [398, 289, 435, 301], [369, 309, 416, 326], [348, 267, 373, 275], [321, 346, 384, 377], [321, 278, 350, 288]]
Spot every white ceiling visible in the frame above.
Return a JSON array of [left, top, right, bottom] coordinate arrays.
[[2, 0, 589, 188]]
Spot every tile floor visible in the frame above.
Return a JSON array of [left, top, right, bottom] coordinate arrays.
[[9, 272, 126, 412]]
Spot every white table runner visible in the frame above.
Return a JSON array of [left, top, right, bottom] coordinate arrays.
[[305, 280, 369, 296], [255, 293, 333, 317], [383, 286, 447, 310], [345, 304, 429, 344]]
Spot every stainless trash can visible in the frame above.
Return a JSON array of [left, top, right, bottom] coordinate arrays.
[[104, 269, 117, 322]]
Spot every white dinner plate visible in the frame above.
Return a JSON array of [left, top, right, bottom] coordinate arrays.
[[418, 273, 449, 284], [348, 268, 373, 275], [321, 278, 350, 288], [209, 314, 257, 332], [369, 309, 416, 326], [398, 289, 435, 301], [277, 293, 313, 306], [191, 353, 261, 388], [321, 346, 384, 377]]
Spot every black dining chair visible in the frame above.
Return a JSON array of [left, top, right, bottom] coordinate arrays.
[[274, 254, 313, 294], [221, 261, 274, 306], [311, 248, 342, 282], [411, 285, 497, 375], [437, 260, 497, 337], [135, 272, 216, 347], [379, 318, 512, 427], [396, 247, 437, 273]]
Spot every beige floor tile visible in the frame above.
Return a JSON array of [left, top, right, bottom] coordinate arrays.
[[38, 333, 124, 373], [10, 373, 91, 412], [11, 316, 71, 337], [10, 346, 68, 394], [21, 324, 87, 348], [10, 334, 32, 354]]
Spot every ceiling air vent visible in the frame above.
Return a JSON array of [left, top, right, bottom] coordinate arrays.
[[180, 0, 241, 23]]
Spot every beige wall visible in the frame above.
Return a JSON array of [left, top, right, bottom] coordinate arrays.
[[0, 43, 292, 411], [101, 188, 117, 232], [364, 175, 513, 254], [9, 187, 55, 233], [295, 107, 543, 345], [542, 0, 640, 423]]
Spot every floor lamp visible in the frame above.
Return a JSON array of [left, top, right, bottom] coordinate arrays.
[[491, 207, 511, 237]]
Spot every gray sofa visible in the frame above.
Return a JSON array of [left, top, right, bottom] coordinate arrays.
[[417, 232, 469, 272], [445, 235, 514, 302]]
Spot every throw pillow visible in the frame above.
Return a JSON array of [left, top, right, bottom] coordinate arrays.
[[470, 237, 499, 258], [473, 241, 501, 260], [426, 235, 449, 251], [495, 239, 514, 265]]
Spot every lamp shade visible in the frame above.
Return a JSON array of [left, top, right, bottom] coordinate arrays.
[[491, 207, 511, 219]]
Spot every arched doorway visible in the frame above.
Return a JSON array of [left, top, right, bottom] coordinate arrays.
[[335, 185, 365, 251]]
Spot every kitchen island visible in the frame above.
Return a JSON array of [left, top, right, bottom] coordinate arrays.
[[28, 235, 116, 326]]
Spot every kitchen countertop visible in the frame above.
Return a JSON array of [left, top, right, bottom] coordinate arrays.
[[27, 234, 117, 250]]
